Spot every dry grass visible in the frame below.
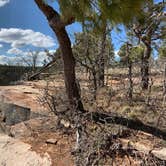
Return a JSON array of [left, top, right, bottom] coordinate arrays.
[[1, 65, 166, 165]]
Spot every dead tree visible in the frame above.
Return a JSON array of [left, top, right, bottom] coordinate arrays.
[[28, 59, 57, 80]]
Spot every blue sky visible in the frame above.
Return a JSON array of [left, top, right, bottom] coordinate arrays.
[[0, 0, 83, 64], [0, 0, 163, 64]]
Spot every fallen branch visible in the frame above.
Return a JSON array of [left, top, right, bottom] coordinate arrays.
[[28, 60, 56, 80], [86, 111, 166, 140]]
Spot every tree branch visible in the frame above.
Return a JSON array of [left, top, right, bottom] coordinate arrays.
[[35, 0, 60, 21], [34, 0, 74, 28]]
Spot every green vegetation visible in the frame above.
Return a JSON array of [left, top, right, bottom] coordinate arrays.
[[0, 0, 165, 165], [0, 65, 34, 85]]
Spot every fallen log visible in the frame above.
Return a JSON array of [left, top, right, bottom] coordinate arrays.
[[86, 111, 166, 140], [28, 60, 56, 81]]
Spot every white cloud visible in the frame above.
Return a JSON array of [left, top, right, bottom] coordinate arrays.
[[0, 55, 6, 64], [0, 28, 55, 48], [0, 0, 9, 7], [7, 48, 23, 55], [0, 55, 14, 65], [0, 44, 3, 48], [0, 55, 29, 65], [24, 50, 56, 66], [5, 49, 56, 66]]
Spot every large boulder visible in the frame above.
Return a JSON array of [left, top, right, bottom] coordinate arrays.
[[0, 102, 30, 125], [0, 134, 52, 166], [10, 122, 32, 138], [9, 117, 59, 138]]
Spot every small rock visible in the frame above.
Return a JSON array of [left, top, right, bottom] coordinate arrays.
[[46, 139, 58, 145], [0, 134, 52, 166], [23, 91, 33, 94], [0, 123, 5, 133], [10, 122, 31, 138], [152, 148, 166, 160], [60, 119, 70, 128]]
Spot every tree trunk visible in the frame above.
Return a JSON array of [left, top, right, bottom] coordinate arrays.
[[128, 61, 133, 100], [34, 0, 84, 112], [126, 43, 133, 101], [92, 69, 97, 99], [141, 46, 151, 90], [53, 28, 84, 112], [163, 63, 166, 95], [98, 25, 107, 87]]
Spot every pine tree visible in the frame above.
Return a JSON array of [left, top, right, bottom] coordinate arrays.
[[73, 31, 114, 97], [34, 0, 148, 112], [133, 1, 165, 89]]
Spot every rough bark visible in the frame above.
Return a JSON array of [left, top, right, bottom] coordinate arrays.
[[128, 62, 133, 100], [163, 63, 166, 96], [92, 69, 97, 99], [126, 43, 133, 100], [34, 0, 84, 112], [133, 21, 153, 90], [141, 46, 151, 90], [98, 25, 107, 87]]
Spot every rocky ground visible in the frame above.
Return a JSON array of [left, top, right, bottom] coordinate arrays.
[[0, 75, 166, 165], [0, 80, 74, 166]]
